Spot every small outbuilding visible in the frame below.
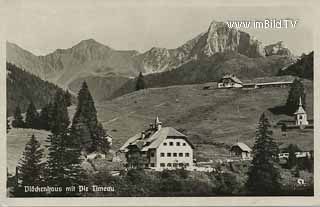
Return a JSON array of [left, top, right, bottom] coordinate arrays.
[[230, 142, 252, 160]]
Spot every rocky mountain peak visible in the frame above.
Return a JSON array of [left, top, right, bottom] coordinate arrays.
[[72, 38, 111, 50], [264, 41, 292, 56]]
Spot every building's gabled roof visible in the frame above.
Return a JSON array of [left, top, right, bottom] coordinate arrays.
[[220, 74, 243, 84], [119, 132, 142, 152], [231, 142, 252, 152], [119, 127, 194, 152], [294, 106, 306, 114], [142, 127, 188, 151], [294, 97, 307, 115]]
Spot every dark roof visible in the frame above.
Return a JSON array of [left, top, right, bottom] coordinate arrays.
[[120, 127, 194, 152], [220, 74, 243, 84], [231, 142, 252, 152]]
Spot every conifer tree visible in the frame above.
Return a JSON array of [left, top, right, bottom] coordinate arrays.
[[46, 131, 68, 195], [65, 90, 72, 107], [25, 101, 39, 129], [246, 113, 281, 195], [95, 122, 111, 153], [15, 134, 44, 196], [12, 106, 25, 128], [46, 130, 83, 196], [48, 91, 70, 134], [45, 90, 83, 196], [136, 72, 145, 90], [71, 81, 105, 152], [39, 103, 51, 130], [286, 79, 306, 114]]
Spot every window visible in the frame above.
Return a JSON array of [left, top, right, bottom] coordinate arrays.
[[160, 153, 165, 157], [185, 163, 190, 167], [169, 142, 174, 146], [179, 163, 184, 167], [167, 153, 171, 157], [167, 163, 172, 167], [150, 152, 155, 157], [163, 142, 167, 146], [160, 163, 165, 167], [173, 163, 178, 167], [173, 153, 177, 157], [176, 142, 180, 146], [150, 163, 155, 167], [185, 153, 190, 157], [183, 143, 186, 146], [179, 153, 183, 157]]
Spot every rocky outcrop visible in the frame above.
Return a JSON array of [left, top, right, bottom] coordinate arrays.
[[191, 21, 265, 58], [264, 41, 292, 56], [138, 21, 267, 73]]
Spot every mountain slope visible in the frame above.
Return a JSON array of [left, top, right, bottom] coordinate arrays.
[[6, 62, 71, 115], [87, 79, 313, 161], [103, 52, 295, 101], [7, 39, 142, 87], [278, 51, 313, 80]]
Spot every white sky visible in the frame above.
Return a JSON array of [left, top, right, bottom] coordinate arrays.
[[3, 0, 315, 56]]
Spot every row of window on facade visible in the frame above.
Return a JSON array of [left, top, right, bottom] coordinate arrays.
[[163, 141, 186, 146], [148, 163, 190, 167], [152, 152, 190, 157]]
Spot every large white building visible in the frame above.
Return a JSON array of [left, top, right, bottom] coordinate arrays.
[[120, 117, 194, 171]]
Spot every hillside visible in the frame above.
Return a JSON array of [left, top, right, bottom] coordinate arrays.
[[7, 78, 313, 173], [102, 52, 295, 101], [91, 79, 313, 161], [6, 63, 72, 115], [278, 51, 313, 80], [7, 128, 50, 174], [68, 75, 132, 102]]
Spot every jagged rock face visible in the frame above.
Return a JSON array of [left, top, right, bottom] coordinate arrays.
[[264, 41, 292, 56], [191, 21, 265, 58], [138, 33, 203, 73], [139, 21, 267, 73], [140, 47, 171, 73]]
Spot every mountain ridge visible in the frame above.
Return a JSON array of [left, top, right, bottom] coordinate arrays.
[[7, 20, 294, 87]]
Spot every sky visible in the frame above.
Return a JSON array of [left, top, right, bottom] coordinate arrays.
[[3, 0, 315, 56]]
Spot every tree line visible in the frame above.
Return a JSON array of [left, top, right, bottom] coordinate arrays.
[[11, 81, 111, 197], [7, 62, 74, 115], [11, 91, 72, 130]]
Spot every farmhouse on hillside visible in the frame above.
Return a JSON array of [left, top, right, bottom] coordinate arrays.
[[217, 74, 243, 88], [230, 142, 252, 160], [119, 117, 194, 171], [217, 74, 295, 89]]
